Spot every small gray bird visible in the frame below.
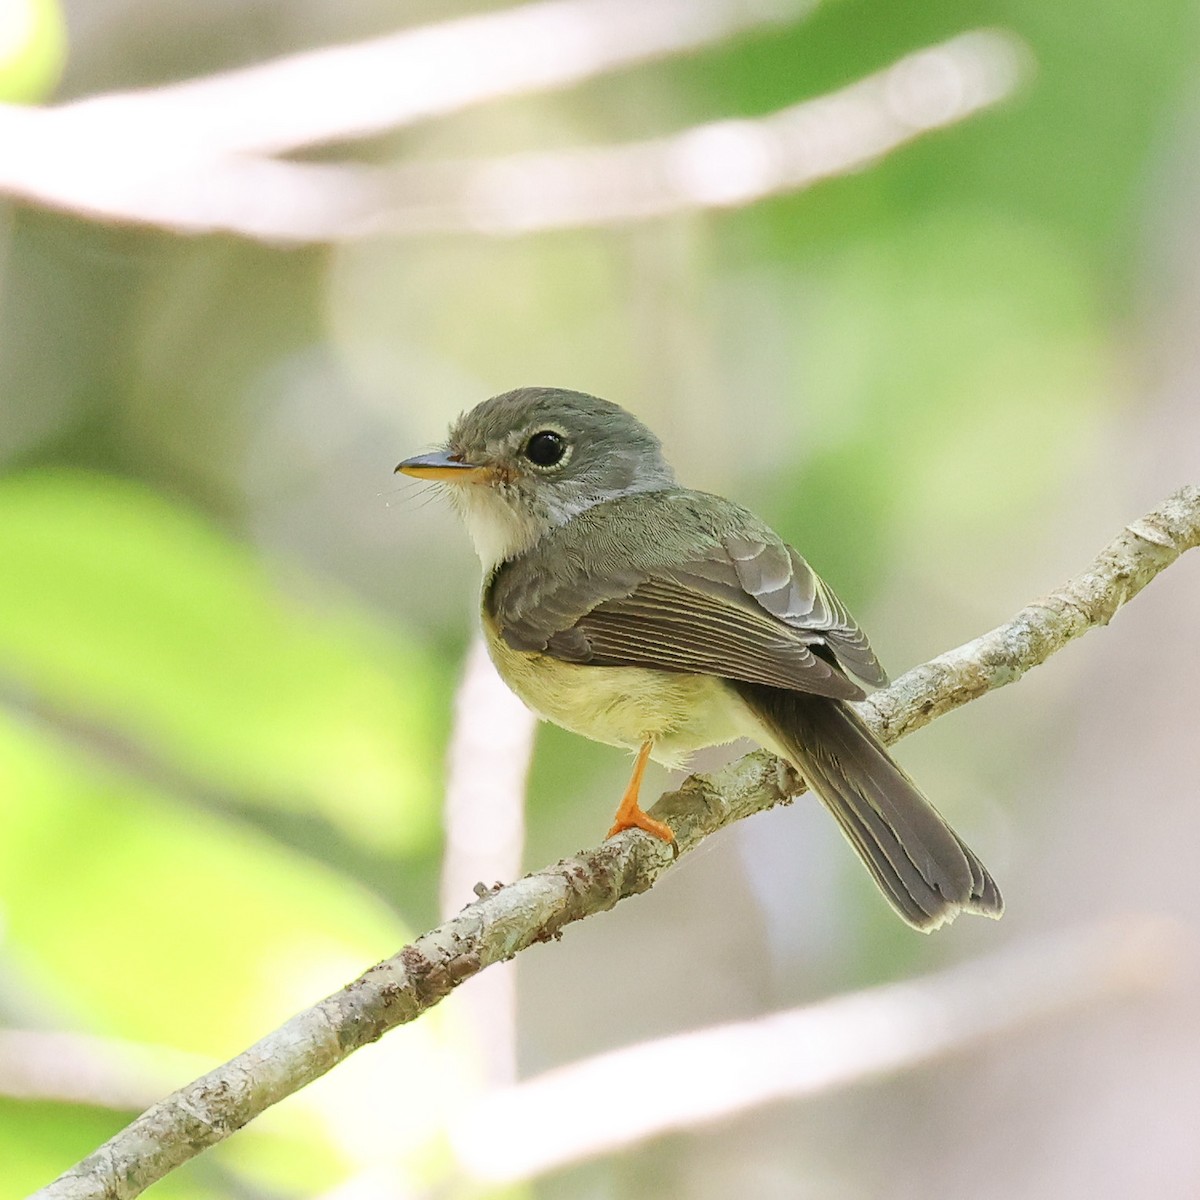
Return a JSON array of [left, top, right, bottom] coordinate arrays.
[[397, 387, 1002, 931]]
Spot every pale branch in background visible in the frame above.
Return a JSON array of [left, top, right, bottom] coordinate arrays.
[[0, 17, 1025, 240], [1, 922, 1179, 1188], [0, 1031, 207, 1114], [448, 916, 1179, 1181], [441, 638, 535, 920], [34, 484, 1200, 1200], [440, 637, 536, 1088], [50, 0, 811, 157], [0, 0, 810, 231], [341, 29, 1027, 238]]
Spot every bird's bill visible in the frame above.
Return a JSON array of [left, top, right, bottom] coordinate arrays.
[[394, 450, 485, 482]]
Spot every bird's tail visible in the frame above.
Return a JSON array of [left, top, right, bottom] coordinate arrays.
[[734, 683, 1003, 931]]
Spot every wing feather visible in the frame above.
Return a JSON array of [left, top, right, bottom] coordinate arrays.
[[487, 490, 888, 697]]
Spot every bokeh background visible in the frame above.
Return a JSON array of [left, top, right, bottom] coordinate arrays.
[[2, 0, 1200, 1196]]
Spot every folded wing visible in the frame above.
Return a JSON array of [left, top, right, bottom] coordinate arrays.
[[489, 497, 887, 700]]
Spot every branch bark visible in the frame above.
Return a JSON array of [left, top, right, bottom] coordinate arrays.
[[34, 485, 1200, 1200]]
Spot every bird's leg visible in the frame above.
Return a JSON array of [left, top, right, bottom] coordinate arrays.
[[607, 740, 674, 842]]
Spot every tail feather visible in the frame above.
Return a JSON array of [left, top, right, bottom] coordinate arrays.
[[735, 683, 1002, 931]]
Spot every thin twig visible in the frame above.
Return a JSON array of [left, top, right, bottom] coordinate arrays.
[[33, 485, 1200, 1200]]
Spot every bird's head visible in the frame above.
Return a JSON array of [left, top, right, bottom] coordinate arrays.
[[396, 386, 676, 568]]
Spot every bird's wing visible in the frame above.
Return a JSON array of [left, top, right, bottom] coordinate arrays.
[[487, 494, 887, 700], [720, 530, 887, 690]]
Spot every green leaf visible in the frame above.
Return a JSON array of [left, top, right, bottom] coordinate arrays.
[[0, 470, 442, 854], [0, 0, 66, 103], [0, 712, 410, 1053]]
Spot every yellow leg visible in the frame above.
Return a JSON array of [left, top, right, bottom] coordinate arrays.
[[607, 740, 674, 842]]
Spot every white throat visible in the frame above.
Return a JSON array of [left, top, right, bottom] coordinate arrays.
[[452, 485, 549, 571], [452, 475, 672, 572]]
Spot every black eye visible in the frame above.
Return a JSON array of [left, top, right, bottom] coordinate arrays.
[[524, 430, 567, 467]]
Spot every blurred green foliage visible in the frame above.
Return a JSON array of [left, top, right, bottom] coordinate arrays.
[[0, 472, 441, 853], [0, 0, 1196, 1195], [0, 0, 65, 102]]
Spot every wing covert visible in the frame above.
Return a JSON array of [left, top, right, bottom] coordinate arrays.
[[486, 490, 887, 698]]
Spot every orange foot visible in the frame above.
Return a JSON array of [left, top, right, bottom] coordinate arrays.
[[606, 740, 675, 843]]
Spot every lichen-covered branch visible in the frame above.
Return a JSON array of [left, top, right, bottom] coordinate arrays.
[[34, 485, 1200, 1200], [862, 486, 1200, 743]]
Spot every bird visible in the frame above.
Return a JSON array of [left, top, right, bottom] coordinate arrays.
[[396, 386, 1002, 931]]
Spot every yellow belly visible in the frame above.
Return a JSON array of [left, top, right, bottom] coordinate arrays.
[[483, 624, 750, 769]]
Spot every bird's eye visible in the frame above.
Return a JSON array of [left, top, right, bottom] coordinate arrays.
[[524, 430, 567, 467]]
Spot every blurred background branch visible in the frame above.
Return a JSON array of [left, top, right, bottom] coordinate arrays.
[[0, 1030, 208, 1112], [448, 916, 1180, 1182], [0, 0, 814, 233], [0, 9, 1025, 239], [25, 0, 814, 155], [440, 637, 536, 1088], [35, 485, 1200, 1200]]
